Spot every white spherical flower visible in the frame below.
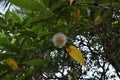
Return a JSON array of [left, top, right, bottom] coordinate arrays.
[[52, 33, 67, 48]]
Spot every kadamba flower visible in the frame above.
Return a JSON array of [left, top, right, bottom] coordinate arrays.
[[52, 33, 67, 48]]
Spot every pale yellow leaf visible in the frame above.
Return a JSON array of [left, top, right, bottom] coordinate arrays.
[[73, 8, 80, 24], [7, 58, 19, 70], [112, 20, 118, 24], [70, 0, 74, 6], [66, 45, 86, 66]]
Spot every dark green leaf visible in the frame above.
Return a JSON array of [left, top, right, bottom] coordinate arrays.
[[0, 53, 14, 61], [23, 58, 47, 67]]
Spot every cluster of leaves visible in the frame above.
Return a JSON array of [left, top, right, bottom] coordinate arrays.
[[0, 0, 120, 79]]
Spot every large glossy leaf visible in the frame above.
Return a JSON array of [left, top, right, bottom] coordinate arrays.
[[8, 0, 54, 25], [8, 0, 46, 11]]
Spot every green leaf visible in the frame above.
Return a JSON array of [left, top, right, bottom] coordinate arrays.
[[30, 11, 54, 24], [0, 72, 9, 80], [0, 32, 20, 52], [8, 0, 54, 26], [4, 44, 20, 52], [10, 11, 23, 23], [23, 11, 54, 27], [20, 31, 37, 38], [8, 0, 46, 11], [23, 58, 47, 67], [10, 38, 16, 44], [51, 0, 63, 11], [5, 9, 10, 22], [0, 32, 10, 46]]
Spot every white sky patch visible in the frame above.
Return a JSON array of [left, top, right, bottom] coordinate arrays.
[[0, 2, 10, 14], [56, 72, 62, 77]]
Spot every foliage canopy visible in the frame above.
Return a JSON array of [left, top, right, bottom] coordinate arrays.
[[0, 0, 120, 79]]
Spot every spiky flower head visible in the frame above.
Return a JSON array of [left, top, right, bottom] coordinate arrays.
[[52, 33, 67, 48]]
